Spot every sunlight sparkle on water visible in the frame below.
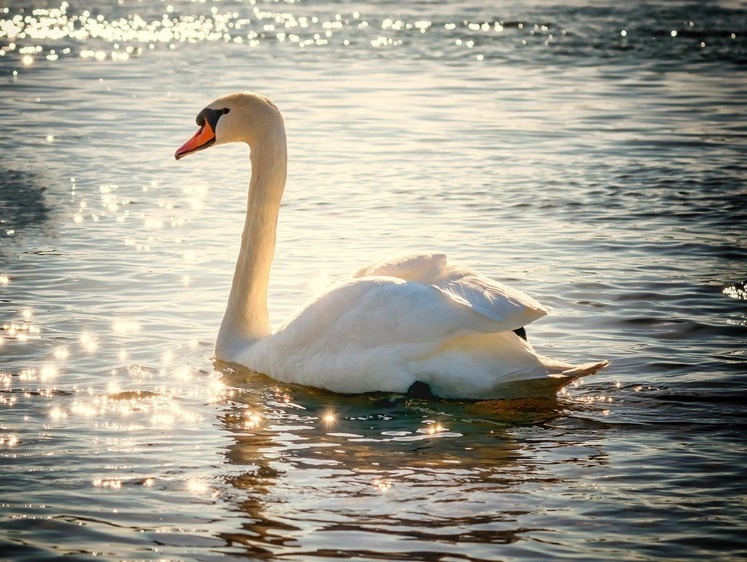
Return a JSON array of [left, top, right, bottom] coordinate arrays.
[[418, 421, 447, 436], [40, 364, 58, 382], [204, 377, 228, 403], [49, 406, 67, 421], [70, 399, 99, 418], [107, 380, 121, 394], [93, 478, 122, 489], [322, 408, 336, 425], [80, 332, 98, 353], [112, 319, 141, 335], [173, 365, 193, 382], [186, 479, 211, 495], [244, 410, 263, 429], [373, 478, 393, 493]]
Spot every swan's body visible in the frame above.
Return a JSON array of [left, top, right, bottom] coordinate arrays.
[[175, 92, 608, 399]]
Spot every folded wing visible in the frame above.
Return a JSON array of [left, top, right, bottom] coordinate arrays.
[[354, 253, 548, 332]]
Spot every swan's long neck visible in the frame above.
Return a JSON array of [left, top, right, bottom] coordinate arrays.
[[217, 119, 287, 355]]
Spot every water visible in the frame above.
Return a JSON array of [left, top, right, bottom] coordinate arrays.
[[1, 0, 746, 559]]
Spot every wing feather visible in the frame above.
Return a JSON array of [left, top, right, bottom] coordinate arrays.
[[354, 253, 548, 331]]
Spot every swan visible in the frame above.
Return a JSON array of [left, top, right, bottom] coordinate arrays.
[[175, 92, 608, 400]]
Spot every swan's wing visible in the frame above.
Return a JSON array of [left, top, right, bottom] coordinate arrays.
[[354, 253, 548, 331], [276, 276, 501, 351], [436, 266, 548, 331], [245, 276, 599, 399]]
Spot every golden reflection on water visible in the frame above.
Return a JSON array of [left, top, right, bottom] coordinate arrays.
[[207, 373, 597, 557], [244, 410, 263, 430]]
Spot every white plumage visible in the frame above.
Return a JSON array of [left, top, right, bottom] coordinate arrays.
[[175, 92, 608, 399]]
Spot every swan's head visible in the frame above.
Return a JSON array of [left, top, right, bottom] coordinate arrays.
[[175, 92, 282, 160]]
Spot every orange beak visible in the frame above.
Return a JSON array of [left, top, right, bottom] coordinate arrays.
[[174, 121, 216, 160]]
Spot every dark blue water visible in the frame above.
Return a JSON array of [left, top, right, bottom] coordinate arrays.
[[1, 1, 746, 560]]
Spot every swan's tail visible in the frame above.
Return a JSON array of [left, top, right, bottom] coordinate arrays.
[[486, 357, 609, 399], [537, 354, 610, 379], [561, 360, 610, 378]]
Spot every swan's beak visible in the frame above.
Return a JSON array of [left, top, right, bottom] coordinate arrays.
[[175, 122, 216, 160]]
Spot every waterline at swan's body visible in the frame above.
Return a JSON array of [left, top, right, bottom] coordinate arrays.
[[175, 92, 608, 399]]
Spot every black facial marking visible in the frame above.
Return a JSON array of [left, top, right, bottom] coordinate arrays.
[[195, 107, 230, 129]]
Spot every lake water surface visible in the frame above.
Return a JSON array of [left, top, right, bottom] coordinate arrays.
[[1, 0, 746, 560]]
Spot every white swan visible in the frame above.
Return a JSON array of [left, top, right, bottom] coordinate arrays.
[[175, 92, 608, 399]]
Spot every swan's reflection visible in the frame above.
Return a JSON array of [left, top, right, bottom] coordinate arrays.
[[215, 363, 608, 559]]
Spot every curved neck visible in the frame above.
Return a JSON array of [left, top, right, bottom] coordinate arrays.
[[217, 121, 287, 355]]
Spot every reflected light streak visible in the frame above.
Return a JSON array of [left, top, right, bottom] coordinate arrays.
[[93, 478, 122, 489], [65, 389, 204, 430]]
